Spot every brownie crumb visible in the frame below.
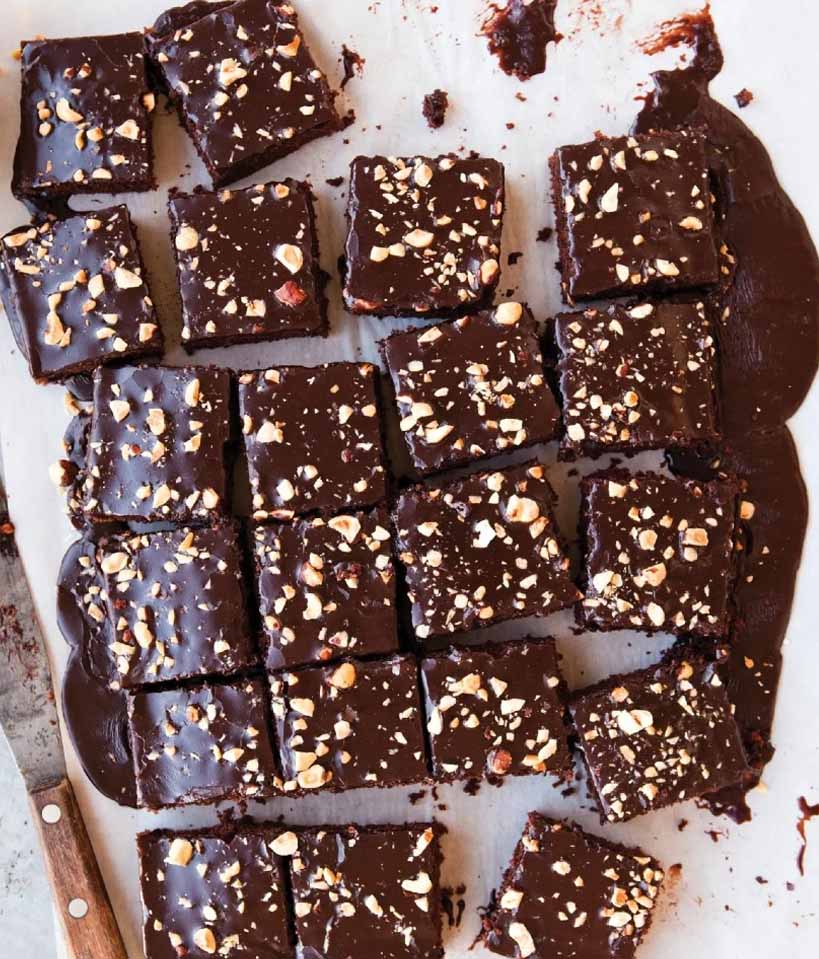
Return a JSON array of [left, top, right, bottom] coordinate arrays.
[[677, 818, 689, 832], [408, 789, 427, 805], [325, 176, 344, 187], [507, 250, 523, 265], [734, 87, 754, 108], [422, 89, 449, 128], [536, 226, 553, 242], [340, 44, 365, 88], [755, 876, 769, 885], [441, 884, 467, 928]]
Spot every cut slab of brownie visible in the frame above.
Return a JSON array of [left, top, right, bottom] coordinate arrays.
[[570, 651, 749, 823], [381, 301, 560, 476], [482, 812, 665, 959], [579, 470, 737, 636], [271, 654, 428, 793], [0, 207, 162, 382], [128, 677, 278, 809], [289, 823, 444, 959], [84, 365, 232, 525], [99, 524, 256, 688], [168, 178, 327, 351], [555, 300, 719, 458], [137, 825, 294, 959], [148, 0, 340, 187], [420, 638, 571, 782], [550, 130, 719, 302], [12, 32, 155, 205], [239, 363, 387, 520], [343, 154, 505, 317], [253, 508, 399, 670], [394, 462, 580, 641]]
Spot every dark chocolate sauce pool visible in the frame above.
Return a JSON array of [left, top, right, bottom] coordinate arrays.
[[636, 14, 818, 820]]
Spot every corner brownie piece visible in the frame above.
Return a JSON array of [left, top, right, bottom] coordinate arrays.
[[137, 825, 294, 959], [343, 154, 505, 317], [570, 652, 748, 822], [394, 462, 580, 641], [239, 363, 387, 520], [579, 470, 737, 636], [289, 824, 444, 959], [420, 638, 571, 782], [0, 207, 162, 382], [482, 813, 665, 959], [381, 301, 559, 476], [271, 654, 427, 793], [99, 524, 256, 687], [555, 300, 719, 458], [84, 365, 231, 525], [128, 678, 277, 809], [148, 0, 340, 187], [550, 130, 719, 302], [12, 33, 155, 204], [168, 178, 326, 351], [253, 509, 399, 670]]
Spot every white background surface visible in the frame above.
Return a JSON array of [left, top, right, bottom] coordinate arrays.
[[0, 1, 818, 957]]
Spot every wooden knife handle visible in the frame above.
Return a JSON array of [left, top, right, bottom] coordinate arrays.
[[30, 778, 128, 959]]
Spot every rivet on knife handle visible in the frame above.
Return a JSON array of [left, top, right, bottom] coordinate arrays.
[[30, 778, 128, 959]]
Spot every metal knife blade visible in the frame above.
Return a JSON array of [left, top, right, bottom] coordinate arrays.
[[0, 445, 66, 793]]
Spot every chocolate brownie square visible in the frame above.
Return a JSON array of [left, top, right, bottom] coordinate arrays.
[[482, 812, 665, 959], [420, 638, 571, 782], [394, 462, 580, 641], [271, 654, 428, 793], [381, 301, 560, 476], [148, 0, 340, 187], [99, 524, 256, 687], [253, 508, 399, 670], [12, 32, 155, 204], [343, 154, 505, 317], [137, 825, 294, 959], [0, 207, 162, 382], [289, 824, 444, 959], [168, 178, 327, 351], [579, 470, 737, 636], [84, 365, 232, 525], [239, 363, 387, 520], [555, 300, 719, 458], [128, 677, 278, 809], [570, 651, 749, 822], [550, 130, 719, 301]]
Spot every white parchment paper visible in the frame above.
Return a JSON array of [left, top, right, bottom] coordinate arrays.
[[0, 1, 818, 956]]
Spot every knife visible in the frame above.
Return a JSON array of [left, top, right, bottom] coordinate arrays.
[[0, 446, 128, 959]]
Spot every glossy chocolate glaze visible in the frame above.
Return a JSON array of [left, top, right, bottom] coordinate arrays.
[[394, 462, 581, 642], [254, 508, 399, 670], [481, 1, 559, 82], [482, 813, 664, 959], [571, 650, 749, 823], [148, 0, 340, 187], [343, 155, 505, 318], [137, 825, 293, 959], [290, 823, 444, 959], [238, 362, 387, 520], [0, 206, 162, 382], [555, 299, 719, 459], [419, 637, 571, 783], [579, 469, 738, 637], [12, 33, 155, 204], [271, 654, 428, 794], [168, 178, 327, 351], [381, 303, 560, 477], [636, 15, 818, 818]]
